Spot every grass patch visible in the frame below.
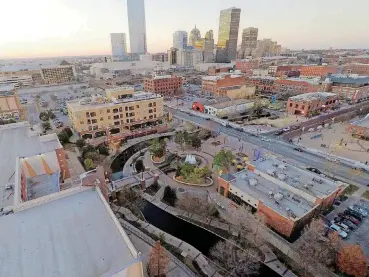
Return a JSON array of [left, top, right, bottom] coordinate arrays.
[[344, 184, 359, 195], [362, 190, 369, 200]]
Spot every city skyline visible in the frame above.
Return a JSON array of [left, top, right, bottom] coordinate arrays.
[[1, 0, 369, 59]]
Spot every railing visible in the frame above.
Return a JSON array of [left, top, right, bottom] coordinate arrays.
[[120, 219, 199, 277]]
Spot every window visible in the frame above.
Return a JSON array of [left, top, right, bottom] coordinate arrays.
[[113, 115, 119, 120], [125, 107, 128, 111], [126, 119, 130, 123], [119, 107, 123, 112], [295, 104, 298, 108], [136, 105, 139, 108], [91, 119, 97, 124], [100, 117, 103, 121], [289, 103, 292, 107], [90, 112, 96, 117], [302, 105, 305, 109], [108, 116, 111, 120], [107, 109, 110, 113], [113, 109, 118, 113], [114, 121, 120, 126], [120, 114, 123, 118]]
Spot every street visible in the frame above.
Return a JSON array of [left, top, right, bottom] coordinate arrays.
[[168, 108, 369, 187]]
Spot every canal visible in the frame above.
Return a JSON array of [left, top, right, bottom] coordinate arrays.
[[142, 201, 280, 277]]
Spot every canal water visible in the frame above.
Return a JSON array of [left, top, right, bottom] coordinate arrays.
[[142, 201, 280, 277]]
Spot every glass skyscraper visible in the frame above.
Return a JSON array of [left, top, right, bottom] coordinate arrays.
[[216, 7, 241, 62], [173, 31, 188, 49], [127, 0, 147, 54], [110, 33, 127, 61]]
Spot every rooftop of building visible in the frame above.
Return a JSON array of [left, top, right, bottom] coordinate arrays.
[[207, 98, 254, 109], [26, 172, 60, 201], [106, 86, 135, 93], [202, 73, 244, 81], [329, 74, 369, 85], [0, 122, 62, 209], [41, 64, 74, 70], [218, 84, 254, 91], [0, 186, 141, 277], [91, 60, 170, 71], [0, 84, 16, 93], [223, 170, 315, 219], [67, 91, 162, 112], [281, 77, 321, 85], [151, 75, 177, 80], [351, 114, 369, 128], [289, 92, 337, 102], [252, 157, 342, 199]]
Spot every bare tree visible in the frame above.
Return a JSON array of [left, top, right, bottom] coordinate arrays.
[[210, 240, 261, 277], [177, 194, 217, 222], [148, 241, 170, 277]]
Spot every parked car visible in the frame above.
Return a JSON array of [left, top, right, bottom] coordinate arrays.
[[306, 167, 322, 174], [338, 195, 348, 202], [329, 224, 348, 238], [334, 222, 350, 233], [338, 213, 360, 224], [353, 204, 369, 214], [274, 130, 283, 136], [349, 206, 368, 217], [291, 125, 301, 130], [334, 200, 342, 206], [261, 137, 271, 142], [293, 147, 304, 152], [283, 127, 291, 132], [344, 209, 363, 220], [341, 220, 357, 230]]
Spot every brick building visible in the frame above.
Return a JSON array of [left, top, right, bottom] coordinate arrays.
[[287, 92, 338, 116], [342, 63, 369, 76], [245, 76, 275, 93], [348, 115, 369, 139], [273, 65, 302, 77], [208, 65, 233, 75], [346, 56, 369, 64], [273, 78, 321, 95], [300, 65, 338, 78], [217, 157, 345, 237], [235, 59, 259, 75], [201, 74, 245, 95], [329, 75, 369, 103], [144, 75, 183, 96]]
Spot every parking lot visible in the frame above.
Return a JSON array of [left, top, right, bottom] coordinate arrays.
[[326, 197, 369, 257]]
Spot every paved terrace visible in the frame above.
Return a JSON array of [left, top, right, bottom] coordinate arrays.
[[252, 158, 342, 199], [230, 170, 315, 219]]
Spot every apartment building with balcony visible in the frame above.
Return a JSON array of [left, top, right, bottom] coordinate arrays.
[[202, 73, 245, 95], [0, 84, 24, 122], [41, 65, 76, 84], [67, 86, 166, 142], [300, 65, 338, 78], [144, 75, 183, 96], [287, 92, 338, 116], [218, 157, 345, 237]]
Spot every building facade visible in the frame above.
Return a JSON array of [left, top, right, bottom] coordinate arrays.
[[41, 65, 76, 84], [0, 75, 33, 88], [173, 30, 188, 50], [287, 92, 338, 116], [240, 27, 258, 58], [177, 49, 203, 67], [235, 59, 259, 75], [152, 53, 168, 62], [216, 7, 241, 62], [202, 74, 245, 95], [188, 26, 201, 47], [273, 78, 321, 95], [110, 33, 127, 61], [216, 85, 256, 99], [329, 75, 369, 103], [144, 75, 183, 95], [167, 48, 178, 65], [300, 65, 338, 78], [342, 63, 369, 75], [127, 0, 147, 54], [67, 87, 166, 142]]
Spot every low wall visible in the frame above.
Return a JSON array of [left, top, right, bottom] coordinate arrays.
[[173, 176, 214, 187]]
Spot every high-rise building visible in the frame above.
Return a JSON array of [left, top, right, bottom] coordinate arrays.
[[205, 30, 214, 40], [173, 31, 188, 49], [127, 0, 147, 54], [110, 33, 127, 61], [216, 7, 241, 62], [167, 48, 178, 65], [240, 27, 258, 57], [188, 25, 201, 47]]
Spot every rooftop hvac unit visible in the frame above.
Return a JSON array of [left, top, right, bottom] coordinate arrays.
[[278, 164, 287, 170], [268, 191, 273, 195], [274, 192, 284, 201], [304, 184, 309, 189], [277, 173, 286, 180], [249, 179, 258, 186], [286, 207, 290, 211], [293, 177, 299, 183]]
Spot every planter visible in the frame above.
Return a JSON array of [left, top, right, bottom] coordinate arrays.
[[150, 155, 166, 164], [173, 176, 213, 187]]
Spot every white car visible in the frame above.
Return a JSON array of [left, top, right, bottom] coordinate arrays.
[[330, 224, 348, 238], [283, 127, 290, 132], [261, 137, 271, 142]]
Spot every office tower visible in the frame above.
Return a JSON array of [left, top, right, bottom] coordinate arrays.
[[168, 48, 178, 65], [216, 7, 241, 62], [240, 27, 258, 57], [205, 30, 214, 40], [188, 25, 201, 47], [173, 31, 188, 49], [127, 0, 147, 54], [110, 33, 127, 61]]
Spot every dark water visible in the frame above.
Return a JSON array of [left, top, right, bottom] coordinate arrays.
[[142, 201, 280, 277]]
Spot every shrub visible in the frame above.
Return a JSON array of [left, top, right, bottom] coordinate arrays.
[[42, 122, 51, 130], [81, 144, 95, 158], [64, 127, 73, 137], [162, 186, 177, 206], [84, 158, 96, 170], [84, 151, 100, 161], [76, 138, 86, 148], [58, 131, 69, 144], [98, 145, 110, 156]]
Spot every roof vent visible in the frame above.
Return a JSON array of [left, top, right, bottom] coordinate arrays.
[[274, 192, 284, 201], [277, 173, 286, 180], [278, 164, 287, 170], [286, 207, 290, 211], [267, 169, 275, 175], [249, 179, 258, 186]]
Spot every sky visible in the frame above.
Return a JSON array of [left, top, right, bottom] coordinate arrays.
[[1, 0, 369, 59]]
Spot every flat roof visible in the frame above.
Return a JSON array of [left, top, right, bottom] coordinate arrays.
[[26, 172, 60, 201], [351, 114, 369, 128], [0, 123, 62, 209], [0, 187, 140, 277], [67, 92, 162, 112], [228, 170, 315, 218], [202, 73, 243, 81], [207, 98, 254, 109], [252, 158, 341, 198], [0, 84, 16, 92], [289, 92, 337, 102], [330, 74, 369, 86], [283, 77, 321, 85]]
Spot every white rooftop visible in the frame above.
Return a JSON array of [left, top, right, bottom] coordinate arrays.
[[0, 187, 141, 277], [0, 84, 16, 92], [0, 122, 62, 209], [289, 92, 337, 102]]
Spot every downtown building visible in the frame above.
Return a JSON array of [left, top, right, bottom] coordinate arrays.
[[201, 73, 245, 95], [127, 0, 147, 54], [286, 92, 338, 116], [215, 7, 241, 63], [239, 27, 258, 58], [342, 63, 369, 76], [144, 75, 183, 96], [110, 33, 128, 61], [41, 65, 76, 84], [218, 157, 345, 238], [299, 65, 338, 78], [173, 30, 188, 50], [67, 86, 166, 143]]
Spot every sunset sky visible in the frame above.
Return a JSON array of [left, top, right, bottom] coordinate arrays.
[[1, 0, 368, 59]]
